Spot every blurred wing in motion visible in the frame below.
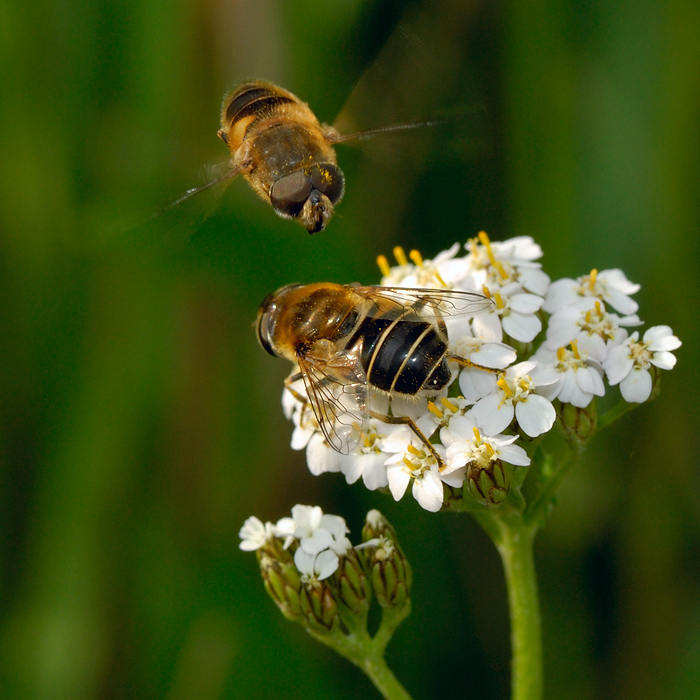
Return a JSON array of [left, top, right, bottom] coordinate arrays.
[[331, 1, 486, 163]]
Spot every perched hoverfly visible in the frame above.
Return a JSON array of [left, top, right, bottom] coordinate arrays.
[[256, 282, 498, 465]]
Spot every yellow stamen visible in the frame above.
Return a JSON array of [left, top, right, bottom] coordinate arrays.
[[468, 238, 479, 256], [589, 268, 598, 289], [493, 292, 505, 309], [585, 309, 592, 323], [498, 378, 514, 397], [409, 249, 423, 266], [377, 254, 390, 277], [441, 397, 459, 412], [403, 457, 415, 470], [428, 401, 443, 418], [594, 300, 602, 316], [407, 444, 423, 457], [482, 285, 492, 298], [393, 246, 408, 266], [570, 339, 580, 359], [485, 443, 496, 457], [494, 260, 509, 280], [557, 346, 566, 362], [472, 426, 482, 442], [478, 231, 492, 247], [433, 270, 448, 288]]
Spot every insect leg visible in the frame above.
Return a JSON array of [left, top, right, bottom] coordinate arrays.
[[284, 372, 307, 403], [369, 410, 445, 469], [446, 354, 501, 375]]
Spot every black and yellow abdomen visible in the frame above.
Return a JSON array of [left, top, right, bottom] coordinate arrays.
[[349, 315, 451, 396]]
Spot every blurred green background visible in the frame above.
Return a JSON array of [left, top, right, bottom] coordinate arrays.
[[1, 0, 699, 698]]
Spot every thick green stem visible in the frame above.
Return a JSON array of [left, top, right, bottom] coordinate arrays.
[[495, 519, 542, 700], [360, 655, 414, 700]]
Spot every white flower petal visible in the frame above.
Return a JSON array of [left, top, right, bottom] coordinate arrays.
[[471, 394, 514, 435], [576, 366, 605, 397], [508, 293, 544, 314], [386, 463, 411, 501], [315, 550, 340, 580], [557, 371, 586, 405], [239, 516, 270, 551], [603, 345, 633, 385], [650, 351, 677, 370], [412, 471, 444, 512], [503, 311, 542, 343], [475, 343, 518, 368], [307, 434, 342, 475], [459, 367, 498, 401], [620, 368, 652, 403], [300, 528, 333, 555], [294, 548, 316, 575], [361, 455, 389, 490], [497, 443, 531, 466], [643, 325, 681, 351], [515, 395, 556, 437], [471, 313, 503, 342]]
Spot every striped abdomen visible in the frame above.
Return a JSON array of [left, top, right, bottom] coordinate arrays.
[[350, 315, 451, 395], [222, 82, 297, 139]]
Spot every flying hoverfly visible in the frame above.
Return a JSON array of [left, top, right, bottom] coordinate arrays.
[[161, 2, 481, 235], [256, 282, 498, 465], [167, 79, 443, 234]]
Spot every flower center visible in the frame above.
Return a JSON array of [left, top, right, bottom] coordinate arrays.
[[497, 374, 533, 405], [555, 340, 586, 371], [629, 341, 652, 368], [468, 427, 497, 468], [578, 301, 618, 341], [427, 397, 466, 427], [402, 443, 437, 475]]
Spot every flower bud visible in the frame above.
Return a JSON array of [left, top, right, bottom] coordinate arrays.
[[359, 510, 412, 608], [466, 458, 511, 506], [557, 399, 597, 445], [299, 579, 341, 633], [333, 549, 372, 620], [258, 551, 303, 622]]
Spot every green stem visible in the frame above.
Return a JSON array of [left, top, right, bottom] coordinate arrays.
[[360, 655, 414, 700], [501, 521, 542, 700], [477, 514, 542, 700], [307, 625, 413, 700], [597, 398, 635, 431]]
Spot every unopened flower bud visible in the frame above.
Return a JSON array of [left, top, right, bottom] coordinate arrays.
[[333, 549, 372, 620], [557, 399, 597, 445], [359, 510, 412, 608], [466, 458, 511, 506], [259, 550, 303, 622], [299, 579, 341, 633]]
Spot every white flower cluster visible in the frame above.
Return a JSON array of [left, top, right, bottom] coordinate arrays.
[[239, 505, 352, 581], [282, 234, 681, 512]]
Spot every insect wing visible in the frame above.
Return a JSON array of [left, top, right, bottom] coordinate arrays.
[[298, 351, 369, 455], [359, 286, 495, 320], [161, 164, 241, 212], [329, 3, 484, 166]]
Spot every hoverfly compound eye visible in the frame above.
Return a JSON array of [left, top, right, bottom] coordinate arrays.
[[269, 171, 313, 218], [309, 164, 345, 205], [256, 307, 277, 356]]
